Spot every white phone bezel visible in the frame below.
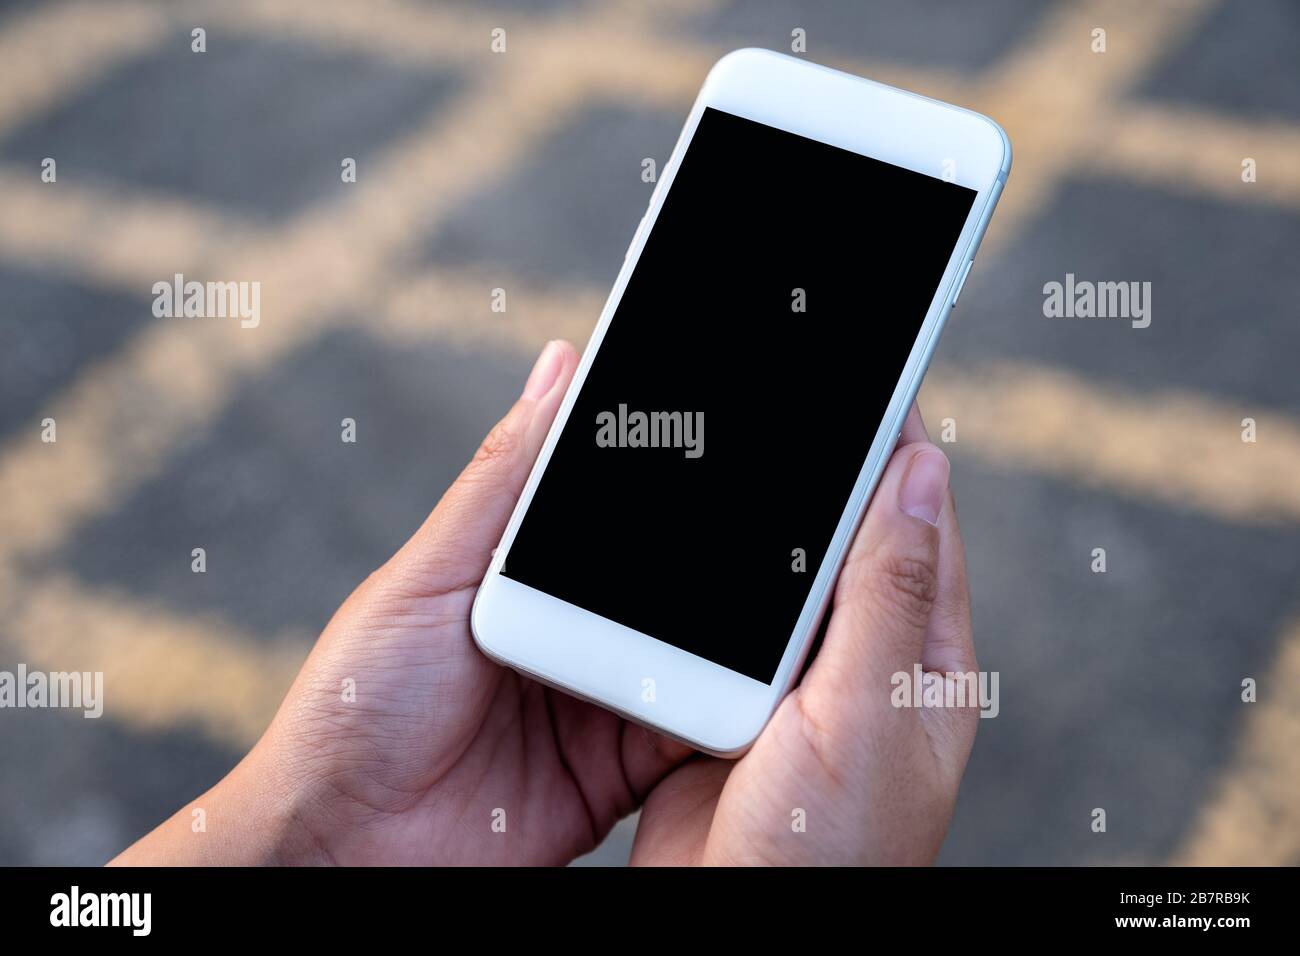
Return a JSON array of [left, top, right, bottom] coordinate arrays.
[[472, 48, 1011, 756]]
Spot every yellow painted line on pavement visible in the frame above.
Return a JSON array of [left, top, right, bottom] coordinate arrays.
[[0, 0, 171, 138], [967, 0, 1216, 252], [192, 0, 506, 66], [0, 166, 254, 289], [920, 361, 1300, 525], [2, 0, 1298, 865], [0, 77, 593, 566], [1095, 105, 1300, 209], [5, 575, 307, 749], [1173, 616, 1300, 865]]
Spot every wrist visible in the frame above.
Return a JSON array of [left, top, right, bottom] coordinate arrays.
[[111, 742, 334, 866]]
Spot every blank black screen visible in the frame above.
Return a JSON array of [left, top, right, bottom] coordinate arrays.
[[504, 107, 975, 683]]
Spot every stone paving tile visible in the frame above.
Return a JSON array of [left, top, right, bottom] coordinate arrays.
[[0, 29, 462, 220], [425, 0, 583, 11], [0, 0, 41, 22], [0, 264, 152, 439], [425, 103, 683, 286], [678, 0, 1055, 72], [939, 175, 1300, 410], [936, 451, 1297, 864], [0, 693, 240, 865], [1136, 0, 1300, 122], [2, 0, 1298, 868]]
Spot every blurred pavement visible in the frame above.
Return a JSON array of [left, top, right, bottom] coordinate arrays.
[[0, 0, 1297, 866]]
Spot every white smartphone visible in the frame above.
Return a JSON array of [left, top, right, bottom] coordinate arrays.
[[472, 48, 1010, 756]]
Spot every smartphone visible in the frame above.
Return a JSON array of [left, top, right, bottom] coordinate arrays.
[[472, 48, 1010, 756]]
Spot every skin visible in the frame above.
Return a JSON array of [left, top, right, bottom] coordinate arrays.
[[113, 339, 978, 867]]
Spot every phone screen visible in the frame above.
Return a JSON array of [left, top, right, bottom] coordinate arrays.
[[503, 107, 976, 684]]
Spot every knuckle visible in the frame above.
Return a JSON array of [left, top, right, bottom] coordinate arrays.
[[927, 601, 976, 667], [472, 415, 519, 469], [870, 549, 938, 630]]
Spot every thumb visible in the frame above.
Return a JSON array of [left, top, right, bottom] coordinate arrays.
[[384, 339, 579, 595], [800, 442, 950, 722]]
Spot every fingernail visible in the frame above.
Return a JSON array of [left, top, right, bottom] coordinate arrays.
[[898, 448, 949, 526], [522, 340, 563, 401]]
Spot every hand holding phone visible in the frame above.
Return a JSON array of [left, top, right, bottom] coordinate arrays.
[[475, 49, 1009, 753], [632, 402, 976, 865], [116, 337, 977, 867], [115, 50, 998, 867]]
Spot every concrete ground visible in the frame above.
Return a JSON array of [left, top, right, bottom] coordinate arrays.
[[0, 0, 1297, 866]]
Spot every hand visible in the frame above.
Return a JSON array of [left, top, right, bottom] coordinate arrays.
[[114, 339, 691, 865], [113, 339, 976, 867], [629, 402, 978, 865]]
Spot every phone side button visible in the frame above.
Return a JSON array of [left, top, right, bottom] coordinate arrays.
[[951, 259, 974, 308]]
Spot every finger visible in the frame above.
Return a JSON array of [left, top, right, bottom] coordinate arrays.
[[543, 690, 696, 808], [386, 339, 580, 594], [898, 401, 973, 675], [799, 442, 950, 725], [629, 758, 731, 866], [534, 689, 696, 832], [621, 724, 697, 802], [922, 490, 975, 677], [917, 487, 981, 779]]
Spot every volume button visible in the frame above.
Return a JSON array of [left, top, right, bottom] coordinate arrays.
[[951, 259, 974, 307]]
